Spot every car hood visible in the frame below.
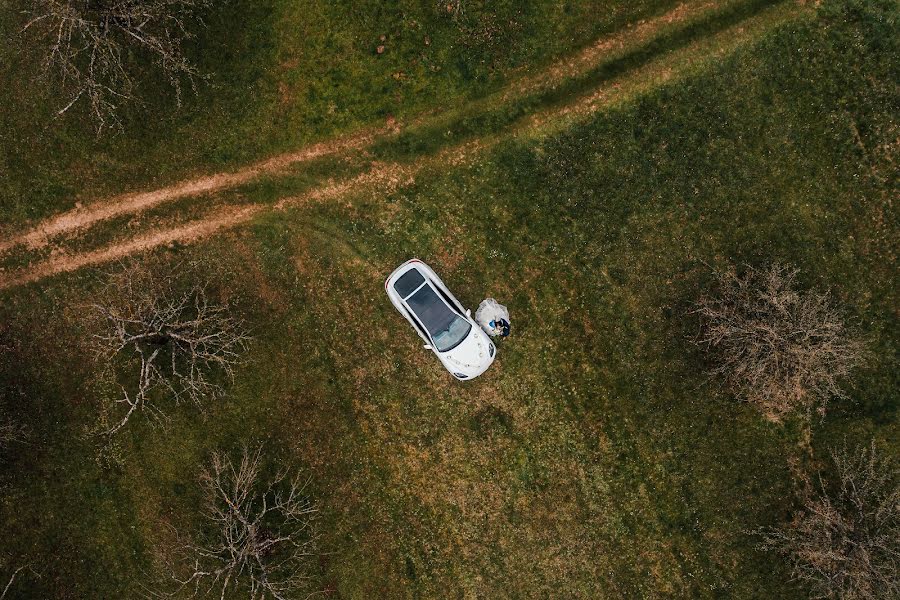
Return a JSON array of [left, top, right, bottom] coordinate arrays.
[[441, 327, 493, 375]]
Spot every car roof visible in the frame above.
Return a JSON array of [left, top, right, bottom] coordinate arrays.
[[406, 283, 458, 337]]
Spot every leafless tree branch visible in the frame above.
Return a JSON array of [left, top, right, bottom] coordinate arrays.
[[693, 264, 865, 419], [758, 442, 899, 599], [21, 0, 211, 133], [0, 566, 24, 600], [153, 446, 321, 599], [91, 262, 251, 436]]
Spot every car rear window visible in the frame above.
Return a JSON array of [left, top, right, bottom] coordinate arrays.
[[407, 284, 456, 336], [393, 268, 425, 298]]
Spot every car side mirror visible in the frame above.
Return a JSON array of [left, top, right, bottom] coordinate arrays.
[[423, 344, 432, 350], [465, 309, 471, 317]]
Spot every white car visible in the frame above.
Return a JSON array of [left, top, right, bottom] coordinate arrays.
[[385, 259, 496, 380]]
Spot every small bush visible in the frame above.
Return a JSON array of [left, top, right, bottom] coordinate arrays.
[[694, 264, 864, 419], [759, 442, 899, 599]]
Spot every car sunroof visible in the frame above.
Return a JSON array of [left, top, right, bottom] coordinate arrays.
[[394, 268, 425, 298], [407, 284, 456, 336]]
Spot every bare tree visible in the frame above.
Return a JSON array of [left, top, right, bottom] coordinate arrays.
[[694, 264, 864, 419], [759, 442, 899, 599], [91, 262, 250, 435], [158, 446, 320, 599], [21, 0, 211, 132]]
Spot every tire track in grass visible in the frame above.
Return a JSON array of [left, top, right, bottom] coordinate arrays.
[[522, 0, 807, 137], [371, 0, 793, 162], [0, 1, 729, 257], [0, 142, 483, 290], [0, 130, 380, 255], [0, 0, 808, 290], [499, 1, 718, 102], [0, 206, 264, 289]]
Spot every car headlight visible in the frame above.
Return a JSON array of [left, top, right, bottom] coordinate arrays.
[[453, 372, 468, 379]]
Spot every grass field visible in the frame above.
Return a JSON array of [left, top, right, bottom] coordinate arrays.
[[0, 0, 682, 228], [0, 0, 897, 598]]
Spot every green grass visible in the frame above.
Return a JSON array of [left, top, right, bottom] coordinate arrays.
[[0, 151, 373, 272], [0, 0, 796, 277], [0, 0, 682, 228], [371, 0, 796, 161], [0, 0, 897, 597]]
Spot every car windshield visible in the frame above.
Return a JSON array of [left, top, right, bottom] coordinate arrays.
[[432, 315, 472, 352], [407, 284, 472, 352]]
